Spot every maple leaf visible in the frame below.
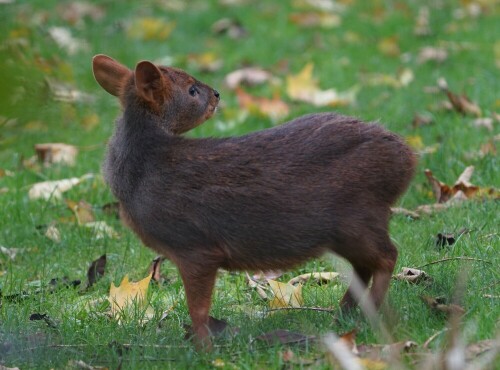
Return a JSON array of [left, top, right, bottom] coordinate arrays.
[[286, 63, 357, 107], [109, 274, 152, 319], [267, 279, 303, 309]]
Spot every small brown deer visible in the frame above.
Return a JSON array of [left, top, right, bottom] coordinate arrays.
[[92, 54, 416, 349]]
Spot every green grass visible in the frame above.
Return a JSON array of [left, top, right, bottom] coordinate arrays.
[[0, 0, 499, 368]]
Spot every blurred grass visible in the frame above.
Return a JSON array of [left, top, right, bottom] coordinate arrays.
[[0, 0, 499, 368]]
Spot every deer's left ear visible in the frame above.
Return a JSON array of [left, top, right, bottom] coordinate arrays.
[[135, 61, 169, 105]]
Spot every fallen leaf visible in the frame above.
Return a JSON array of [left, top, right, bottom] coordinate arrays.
[[127, 18, 175, 41], [252, 270, 283, 282], [211, 18, 247, 39], [412, 113, 433, 128], [0, 246, 20, 260], [236, 87, 289, 120], [289, 12, 341, 28], [48, 26, 88, 55], [421, 296, 465, 316], [66, 199, 95, 224], [57, 2, 105, 25], [358, 340, 418, 361], [224, 67, 274, 90], [286, 63, 357, 106], [424, 166, 479, 204], [377, 36, 400, 57], [34, 143, 78, 166], [288, 272, 339, 285], [45, 224, 61, 243], [45, 78, 94, 103], [87, 254, 106, 287], [148, 256, 166, 282], [390, 207, 420, 219], [268, 279, 303, 309], [465, 339, 498, 361], [394, 267, 430, 284], [29, 177, 81, 200], [363, 68, 414, 88], [472, 117, 494, 131], [85, 221, 118, 239], [406, 135, 424, 150], [418, 47, 448, 64], [256, 329, 315, 345], [324, 332, 363, 370], [438, 78, 481, 116], [187, 52, 223, 73], [414, 7, 431, 36], [109, 274, 152, 319]]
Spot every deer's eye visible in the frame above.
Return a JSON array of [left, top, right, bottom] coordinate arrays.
[[189, 85, 199, 96]]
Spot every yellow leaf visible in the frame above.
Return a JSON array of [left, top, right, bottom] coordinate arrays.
[[109, 274, 152, 319], [286, 63, 357, 106], [406, 135, 424, 150], [236, 87, 289, 120], [127, 18, 175, 41], [268, 279, 303, 309], [377, 36, 400, 57]]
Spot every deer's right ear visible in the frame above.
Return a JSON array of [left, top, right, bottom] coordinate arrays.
[[92, 54, 131, 97]]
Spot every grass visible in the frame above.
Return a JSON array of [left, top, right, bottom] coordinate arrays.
[[0, 0, 499, 368]]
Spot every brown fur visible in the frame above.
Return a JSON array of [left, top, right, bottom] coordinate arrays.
[[92, 55, 416, 349]]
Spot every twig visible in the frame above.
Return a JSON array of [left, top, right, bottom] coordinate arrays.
[[267, 306, 335, 314], [416, 257, 491, 269], [423, 328, 449, 349]]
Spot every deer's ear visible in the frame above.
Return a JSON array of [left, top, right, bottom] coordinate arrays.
[[135, 61, 168, 105], [92, 54, 131, 97]]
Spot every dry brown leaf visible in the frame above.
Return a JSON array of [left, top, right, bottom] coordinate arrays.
[[465, 339, 499, 361], [358, 340, 418, 361], [421, 296, 466, 316], [412, 113, 434, 128], [224, 67, 274, 90], [438, 78, 481, 116], [394, 267, 430, 284], [288, 272, 339, 285], [424, 167, 479, 204], [268, 279, 303, 309], [211, 18, 247, 39], [35, 143, 78, 166], [236, 87, 289, 120], [66, 199, 95, 225], [0, 246, 20, 260], [148, 256, 166, 282], [87, 254, 106, 287]]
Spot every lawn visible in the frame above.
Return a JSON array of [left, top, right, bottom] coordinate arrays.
[[0, 0, 498, 369]]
